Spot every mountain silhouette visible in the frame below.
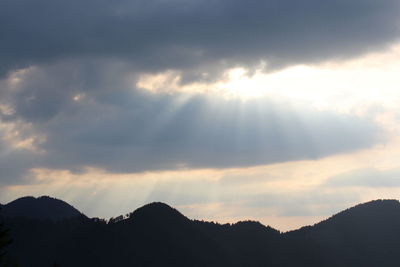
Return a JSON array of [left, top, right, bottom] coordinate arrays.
[[1, 197, 399, 266], [0, 196, 86, 221], [284, 199, 400, 267]]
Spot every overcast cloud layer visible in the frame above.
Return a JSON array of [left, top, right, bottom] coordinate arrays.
[[1, 0, 399, 186], [1, 0, 400, 80]]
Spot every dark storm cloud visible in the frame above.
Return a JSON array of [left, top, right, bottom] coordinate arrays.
[[1, 0, 400, 80], [0, 61, 385, 184]]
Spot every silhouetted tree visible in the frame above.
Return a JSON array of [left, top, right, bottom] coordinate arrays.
[[108, 215, 124, 224]]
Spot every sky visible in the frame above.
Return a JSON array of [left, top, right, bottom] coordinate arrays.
[[1, 0, 400, 231]]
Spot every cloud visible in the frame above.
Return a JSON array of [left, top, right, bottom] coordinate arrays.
[[0, 61, 385, 185], [1, 0, 400, 80], [325, 168, 400, 187]]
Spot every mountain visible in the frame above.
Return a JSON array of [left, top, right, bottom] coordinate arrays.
[[284, 199, 400, 267], [108, 202, 233, 266], [0, 196, 86, 221], [1, 197, 400, 266]]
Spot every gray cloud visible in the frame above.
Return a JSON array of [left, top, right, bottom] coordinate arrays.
[[0, 61, 385, 184], [33, 94, 384, 172], [1, 0, 400, 80], [0, 151, 38, 186], [325, 168, 400, 187], [0, 123, 42, 186]]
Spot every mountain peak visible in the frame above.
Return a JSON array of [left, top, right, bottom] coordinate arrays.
[[0, 195, 86, 221], [335, 199, 400, 217], [356, 199, 399, 207], [141, 201, 175, 210], [127, 202, 188, 223]]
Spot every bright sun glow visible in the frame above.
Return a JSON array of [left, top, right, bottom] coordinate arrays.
[[137, 44, 400, 112], [219, 44, 400, 111]]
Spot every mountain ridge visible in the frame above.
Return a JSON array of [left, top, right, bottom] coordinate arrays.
[[1, 197, 400, 266], [2, 196, 399, 230]]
